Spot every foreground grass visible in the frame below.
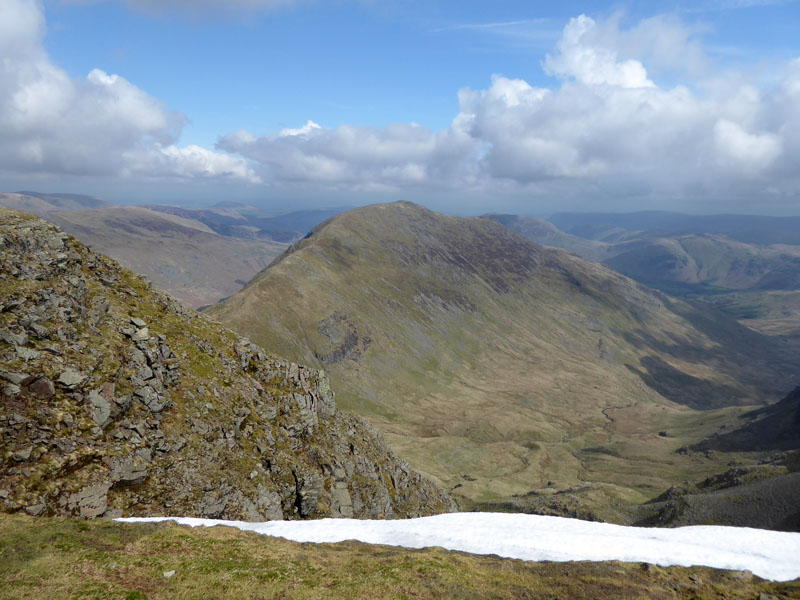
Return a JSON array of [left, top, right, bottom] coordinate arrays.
[[1, 514, 798, 599]]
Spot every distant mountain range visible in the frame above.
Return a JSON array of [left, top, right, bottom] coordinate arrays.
[[551, 210, 800, 246], [0, 192, 344, 309], [489, 213, 800, 337], [209, 201, 800, 526]]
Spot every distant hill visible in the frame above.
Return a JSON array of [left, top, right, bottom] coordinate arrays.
[[0, 191, 112, 213], [0, 208, 453, 521], [143, 205, 345, 243], [551, 210, 800, 246], [489, 214, 800, 336], [209, 201, 799, 520], [0, 194, 288, 309]]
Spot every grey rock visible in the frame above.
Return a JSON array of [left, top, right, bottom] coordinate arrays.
[[130, 317, 147, 328], [199, 494, 228, 518], [0, 370, 33, 385], [67, 482, 111, 518], [0, 330, 29, 346], [110, 456, 149, 487], [12, 446, 34, 462], [15, 347, 40, 361], [28, 323, 49, 339], [3, 383, 21, 396], [58, 368, 86, 389], [257, 486, 284, 521], [134, 386, 171, 413], [331, 482, 354, 518], [131, 327, 151, 342], [135, 448, 153, 463], [87, 391, 112, 428], [24, 502, 46, 516], [296, 473, 324, 517]]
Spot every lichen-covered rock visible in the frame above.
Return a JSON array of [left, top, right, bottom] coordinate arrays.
[[0, 208, 455, 521]]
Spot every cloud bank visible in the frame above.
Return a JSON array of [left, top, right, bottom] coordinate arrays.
[[0, 0, 258, 183], [220, 13, 800, 207]]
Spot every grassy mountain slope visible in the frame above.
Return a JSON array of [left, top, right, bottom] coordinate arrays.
[[209, 202, 798, 516], [0, 208, 453, 521]]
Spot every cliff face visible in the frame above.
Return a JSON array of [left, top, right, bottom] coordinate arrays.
[[0, 208, 454, 520]]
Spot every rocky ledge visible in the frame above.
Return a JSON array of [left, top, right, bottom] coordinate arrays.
[[0, 208, 455, 520]]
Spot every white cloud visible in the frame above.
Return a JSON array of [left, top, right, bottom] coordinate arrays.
[[543, 15, 655, 88], [219, 12, 799, 204], [0, 0, 256, 183]]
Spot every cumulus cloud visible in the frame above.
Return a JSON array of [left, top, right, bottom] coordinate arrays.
[[220, 13, 800, 204], [218, 120, 479, 189], [0, 0, 258, 183]]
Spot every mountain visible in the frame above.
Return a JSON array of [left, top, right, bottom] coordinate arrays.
[[551, 210, 800, 246], [0, 193, 288, 309], [490, 214, 800, 337], [490, 214, 800, 292], [44, 206, 287, 309], [0, 208, 453, 521], [0, 191, 111, 213], [208, 201, 798, 519], [143, 204, 345, 243]]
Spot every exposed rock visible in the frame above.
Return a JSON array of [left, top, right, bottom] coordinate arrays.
[[296, 473, 324, 517], [0, 371, 32, 386], [12, 446, 33, 462], [87, 391, 112, 428], [66, 482, 111, 519], [110, 456, 149, 487], [131, 327, 151, 342], [57, 368, 85, 389]]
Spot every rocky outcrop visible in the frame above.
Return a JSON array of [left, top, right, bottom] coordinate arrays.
[[0, 208, 454, 520]]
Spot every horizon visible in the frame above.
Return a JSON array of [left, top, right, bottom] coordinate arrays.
[[1, 1, 799, 215]]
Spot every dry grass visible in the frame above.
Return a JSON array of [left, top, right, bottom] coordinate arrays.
[[2, 513, 798, 600]]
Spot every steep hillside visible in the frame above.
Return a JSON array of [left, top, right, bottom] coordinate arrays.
[[209, 202, 798, 516], [0, 208, 453, 520]]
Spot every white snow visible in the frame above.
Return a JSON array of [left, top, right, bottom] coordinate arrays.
[[118, 512, 800, 581]]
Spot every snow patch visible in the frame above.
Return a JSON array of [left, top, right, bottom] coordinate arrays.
[[118, 512, 800, 581]]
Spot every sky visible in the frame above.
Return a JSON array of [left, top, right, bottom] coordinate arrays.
[[1, 0, 800, 216]]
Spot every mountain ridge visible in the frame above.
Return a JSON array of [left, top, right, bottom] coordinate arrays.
[[209, 201, 798, 518]]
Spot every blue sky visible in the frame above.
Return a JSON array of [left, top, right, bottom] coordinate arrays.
[[1, 0, 799, 215]]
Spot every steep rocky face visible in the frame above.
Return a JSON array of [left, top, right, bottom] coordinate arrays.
[[0, 208, 454, 520]]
